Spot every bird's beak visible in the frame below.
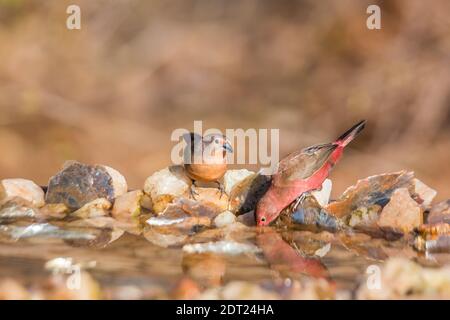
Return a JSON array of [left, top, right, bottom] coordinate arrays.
[[223, 141, 233, 153]]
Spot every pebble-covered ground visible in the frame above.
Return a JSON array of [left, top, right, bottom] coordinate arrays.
[[1, 161, 449, 299]]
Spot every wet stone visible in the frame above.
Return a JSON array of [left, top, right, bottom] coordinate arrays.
[[1, 163, 448, 299], [347, 205, 381, 228], [282, 230, 335, 257], [326, 171, 415, 218], [228, 173, 272, 215], [418, 222, 450, 239], [427, 200, 450, 225], [146, 215, 211, 231], [182, 240, 261, 256], [111, 190, 144, 234], [143, 166, 191, 214], [0, 223, 98, 241], [190, 187, 229, 213], [412, 178, 437, 207], [213, 211, 236, 228], [175, 197, 223, 219], [415, 222, 450, 253], [415, 233, 450, 253], [61, 225, 123, 248], [143, 227, 189, 248], [223, 169, 255, 196], [0, 204, 40, 221], [39, 203, 70, 219], [71, 198, 111, 219], [277, 194, 345, 232], [143, 198, 217, 247], [46, 161, 128, 211], [377, 188, 422, 234], [0, 178, 45, 208], [140, 194, 153, 211]]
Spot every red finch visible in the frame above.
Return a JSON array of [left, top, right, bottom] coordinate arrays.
[[256, 120, 366, 226]]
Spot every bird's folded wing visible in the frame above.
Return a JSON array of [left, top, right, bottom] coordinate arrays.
[[274, 143, 337, 186], [183, 132, 203, 164]]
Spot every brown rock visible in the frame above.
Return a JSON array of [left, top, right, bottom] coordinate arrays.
[[326, 171, 415, 218], [146, 211, 211, 231], [111, 190, 144, 234], [191, 187, 229, 212], [71, 198, 111, 219], [46, 161, 127, 210], [377, 188, 422, 233], [228, 173, 272, 215], [417, 222, 450, 240], [427, 200, 450, 225], [140, 194, 153, 211], [175, 197, 223, 219], [412, 178, 436, 207], [102, 165, 128, 198], [39, 203, 70, 219]]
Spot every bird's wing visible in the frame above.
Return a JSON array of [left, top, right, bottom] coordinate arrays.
[[275, 143, 337, 185], [183, 132, 203, 164]]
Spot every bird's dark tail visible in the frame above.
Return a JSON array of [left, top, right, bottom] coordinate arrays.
[[335, 120, 366, 147]]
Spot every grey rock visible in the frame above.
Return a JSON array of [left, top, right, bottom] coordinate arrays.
[[46, 161, 127, 210]]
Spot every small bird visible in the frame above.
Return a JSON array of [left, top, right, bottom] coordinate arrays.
[[256, 120, 366, 226], [183, 132, 233, 198]]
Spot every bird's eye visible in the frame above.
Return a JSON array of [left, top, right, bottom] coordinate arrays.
[[214, 139, 219, 144], [261, 217, 266, 223]]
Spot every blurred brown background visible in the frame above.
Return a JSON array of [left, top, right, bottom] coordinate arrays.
[[0, 0, 449, 200]]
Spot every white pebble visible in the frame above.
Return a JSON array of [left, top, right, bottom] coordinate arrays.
[[311, 179, 332, 207], [214, 210, 236, 228]]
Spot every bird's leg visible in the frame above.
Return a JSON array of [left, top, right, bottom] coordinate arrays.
[[190, 180, 199, 200], [215, 180, 225, 199], [292, 192, 311, 211]]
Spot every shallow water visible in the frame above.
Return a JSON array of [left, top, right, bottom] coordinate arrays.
[[1, 218, 447, 299]]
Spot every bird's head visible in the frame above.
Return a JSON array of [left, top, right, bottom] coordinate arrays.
[[202, 134, 233, 158], [255, 195, 279, 226], [182, 132, 233, 164]]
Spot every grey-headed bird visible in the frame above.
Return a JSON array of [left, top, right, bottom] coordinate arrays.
[[183, 132, 233, 198]]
